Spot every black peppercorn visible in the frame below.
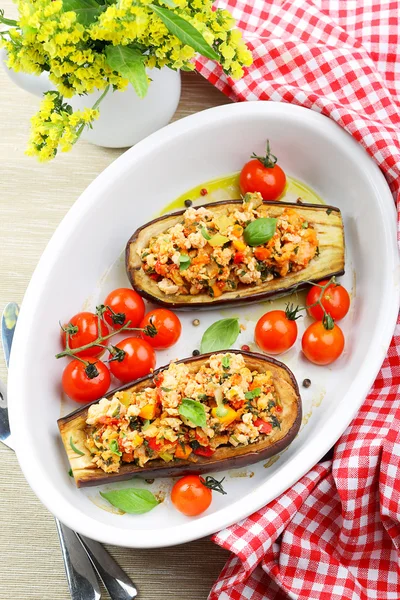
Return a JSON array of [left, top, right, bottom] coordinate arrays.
[[184, 199, 193, 207], [302, 378, 311, 388], [192, 349, 200, 356]]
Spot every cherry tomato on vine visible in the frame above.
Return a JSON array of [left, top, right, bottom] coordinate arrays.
[[239, 140, 286, 201], [61, 312, 109, 359], [171, 475, 212, 516], [62, 358, 110, 403], [254, 305, 300, 355], [302, 320, 345, 365], [306, 279, 350, 322], [109, 337, 156, 383], [103, 288, 145, 330], [140, 309, 181, 349]]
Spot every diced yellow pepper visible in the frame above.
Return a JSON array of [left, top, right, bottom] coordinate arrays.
[[132, 432, 143, 448], [117, 391, 132, 407], [208, 233, 230, 247], [139, 403, 157, 420], [232, 239, 246, 252], [211, 406, 238, 426]]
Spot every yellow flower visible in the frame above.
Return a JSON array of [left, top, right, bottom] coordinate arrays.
[[2, 0, 252, 160]]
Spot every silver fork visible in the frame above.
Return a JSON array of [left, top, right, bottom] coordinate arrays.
[[1, 302, 138, 600]]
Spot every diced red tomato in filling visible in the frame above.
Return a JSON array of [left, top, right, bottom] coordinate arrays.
[[254, 418, 273, 434], [147, 437, 163, 452], [97, 416, 119, 426], [234, 252, 245, 265], [193, 446, 215, 457]]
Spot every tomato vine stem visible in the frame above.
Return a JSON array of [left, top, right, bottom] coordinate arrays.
[[56, 313, 157, 360]]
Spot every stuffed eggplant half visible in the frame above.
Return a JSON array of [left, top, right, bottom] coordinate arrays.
[[58, 351, 301, 487], [126, 193, 345, 309]]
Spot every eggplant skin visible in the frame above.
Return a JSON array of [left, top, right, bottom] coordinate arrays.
[[125, 200, 345, 310], [58, 351, 302, 488]]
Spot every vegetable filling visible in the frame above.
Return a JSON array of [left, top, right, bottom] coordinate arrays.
[[85, 353, 284, 473], [139, 193, 319, 298]]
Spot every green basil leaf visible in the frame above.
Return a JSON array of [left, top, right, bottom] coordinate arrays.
[[149, 4, 219, 61], [222, 355, 230, 369], [160, 0, 176, 7], [68, 468, 73, 477], [105, 45, 148, 98], [201, 227, 212, 240], [100, 488, 159, 514], [243, 218, 277, 247], [245, 387, 261, 400], [200, 318, 240, 353], [161, 387, 172, 392], [109, 439, 122, 456], [179, 398, 207, 428], [302, 221, 308, 229], [179, 253, 191, 271], [70, 436, 85, 456], [62, 0, 104, 25]]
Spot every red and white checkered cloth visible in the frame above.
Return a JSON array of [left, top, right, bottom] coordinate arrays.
[[195, 2, 400, 598]]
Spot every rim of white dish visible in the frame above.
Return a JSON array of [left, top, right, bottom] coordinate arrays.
[[8, 102, 400, 548]]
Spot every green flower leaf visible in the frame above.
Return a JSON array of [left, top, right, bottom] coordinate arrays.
[[244, 218, 277, 247], [105, 45, 148, 99], [62, 0, 104, 26], [179, 398, 207, 428], [149, 4, 219, 61], [100, 488, 159, 514], [200, 318, 240, 354]]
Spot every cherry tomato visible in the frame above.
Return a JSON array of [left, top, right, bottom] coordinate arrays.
[[103, 288, 145, 330], [306, 280, 350, 321], [254, 307, 299, 355], [302, 321, 345, 365], [240, 141, 286, 201], [171, 475, 212, 516], [62, 358, 110, 403], [140, 309, 181, 350], [109, 337, 156, 383], [61, 312, 109, 359]]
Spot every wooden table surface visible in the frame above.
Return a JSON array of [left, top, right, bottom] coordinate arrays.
[[0, 9, 232, 594]]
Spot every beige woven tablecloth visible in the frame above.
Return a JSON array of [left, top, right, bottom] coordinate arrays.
[[0, 6, 231, 594]]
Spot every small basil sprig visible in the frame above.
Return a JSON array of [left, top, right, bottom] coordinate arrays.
[[100, 488, 159, 514], [243, 218, 277, 247], [179, 398, 207, 427], [245, 387, 261, 400], [200, 318, 240, 353], [179, 254, 191, 271]]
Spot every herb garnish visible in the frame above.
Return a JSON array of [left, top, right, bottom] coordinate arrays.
[[100, 488, 160, 514], [245, 387, 261, 400], [200, 318, 240, 353], [179, 398, 207, 428], [109, 439, 122, 456], [179, 254, 191, 271], [69, 436, 85, 456]]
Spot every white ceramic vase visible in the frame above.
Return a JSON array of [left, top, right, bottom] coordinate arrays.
[[1, 49, 181, 148]]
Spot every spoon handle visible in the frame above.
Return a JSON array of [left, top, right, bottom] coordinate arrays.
[[78, 534, 138, 600], [55, 520, 101, 600]]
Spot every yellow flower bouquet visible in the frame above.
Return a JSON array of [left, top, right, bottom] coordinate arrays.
[[0, 0, 252, 161]]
